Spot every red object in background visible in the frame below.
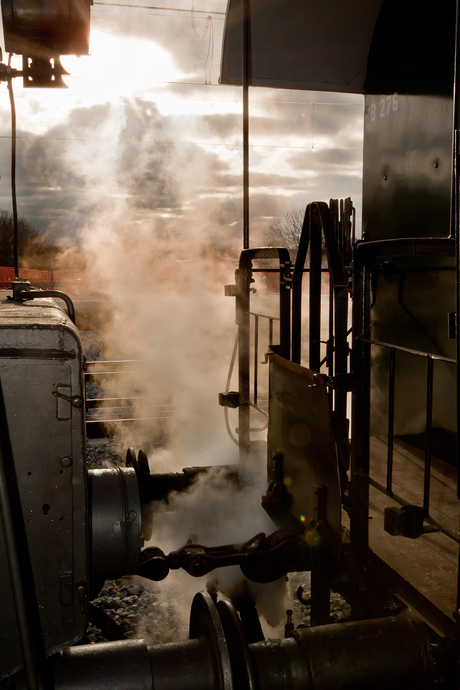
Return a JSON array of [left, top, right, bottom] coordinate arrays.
[[0, 266, 89, 293]]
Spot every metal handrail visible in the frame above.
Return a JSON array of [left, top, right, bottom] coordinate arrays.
[[235, 247, 291, 457], [350, 235, 458, 611]]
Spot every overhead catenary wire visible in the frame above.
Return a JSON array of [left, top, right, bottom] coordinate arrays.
[[191, 2, 212, 37], [190, 3, 214, 83], [94, 2, 225, 16], [0, 133, 362, 151]]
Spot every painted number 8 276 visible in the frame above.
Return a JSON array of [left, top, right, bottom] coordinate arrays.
[[369, 93, 398, 121]]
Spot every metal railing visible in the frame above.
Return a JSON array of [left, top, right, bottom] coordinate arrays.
[[362, 337, 458, 543], [234, 247, 292, 456], [249, 310, 279, 416], [84, 359, 179, 438], [350, 235, 458, 615], [231, 200, 354, 477]]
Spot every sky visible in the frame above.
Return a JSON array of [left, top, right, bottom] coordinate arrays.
[[0, 0, 364, 254]]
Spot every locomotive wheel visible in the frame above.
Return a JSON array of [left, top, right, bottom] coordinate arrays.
[[216, 598, 257, 690], [189, 592, 234, 690]]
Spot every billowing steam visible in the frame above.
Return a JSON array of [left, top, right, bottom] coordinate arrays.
[[56, 90, 288, 632]]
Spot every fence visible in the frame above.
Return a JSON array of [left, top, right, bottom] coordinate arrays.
[[0, 266, 90, 293]]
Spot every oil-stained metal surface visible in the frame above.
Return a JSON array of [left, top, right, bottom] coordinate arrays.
[[267, 354, 341, 557]]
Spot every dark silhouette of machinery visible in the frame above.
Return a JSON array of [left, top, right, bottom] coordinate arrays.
[[0, 0, 459, 688]]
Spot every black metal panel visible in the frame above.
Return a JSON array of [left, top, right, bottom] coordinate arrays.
[[363, 94, 454, 240], [220, 0, 383, 93], [364, 0, 455, 96], [0, 296, 87, 681], [361, 0, 456, 239], [221, 0, 455, 96]]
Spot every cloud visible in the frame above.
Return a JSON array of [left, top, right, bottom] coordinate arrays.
[[91, 2, 226, 83], [0, 0, 364, 253]]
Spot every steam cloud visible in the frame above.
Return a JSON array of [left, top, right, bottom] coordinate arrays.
[[52, 89, 288, 631]]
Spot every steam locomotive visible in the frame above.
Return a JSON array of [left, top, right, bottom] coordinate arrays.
[[0, 0, 459, 688]]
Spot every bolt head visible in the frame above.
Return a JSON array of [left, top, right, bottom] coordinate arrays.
[[191, 558, 207, 577]]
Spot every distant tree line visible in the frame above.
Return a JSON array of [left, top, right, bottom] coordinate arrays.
[[267, 205, 326, 261], [267, 206, 306, 252], [0, 210, 67, 269], [0, 210, 86, 270]]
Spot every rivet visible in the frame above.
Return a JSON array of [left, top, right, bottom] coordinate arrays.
[[60, 457, 72, 468]]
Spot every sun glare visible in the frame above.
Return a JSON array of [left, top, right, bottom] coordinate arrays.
[[64, 29, 183, 100], [0, 29, 187, 133]]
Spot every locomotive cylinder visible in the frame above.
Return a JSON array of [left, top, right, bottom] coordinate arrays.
[[88, 467, 142, 578]]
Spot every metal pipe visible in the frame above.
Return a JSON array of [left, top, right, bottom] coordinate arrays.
[[310, 486, 331, 627], [309, 213, 322, 371], [52, 638, 219, 690], [9, 611, 445, 690], [237, 262, 251, 456], [451, 0, 460, 647], [455, 0, 460, 532], [333, 285, 350, 493], [350, 251, 371, 616], [328, 277, 334, 378], [318, 201, 350, 491], [387, 348, 396, 492], [17, 290, 76, 324], [242, 0, 250, 249], [424, 356, 434, 516], [253, 314, 258, 405], [278, 258, 291, 360], [6, 74, 19, 279], [292, 207, 310, 364], [251, 614, 442, 690], [451, 0, 459, 243], [360, 336, 456, 364], [236, 248, 291, 457]]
